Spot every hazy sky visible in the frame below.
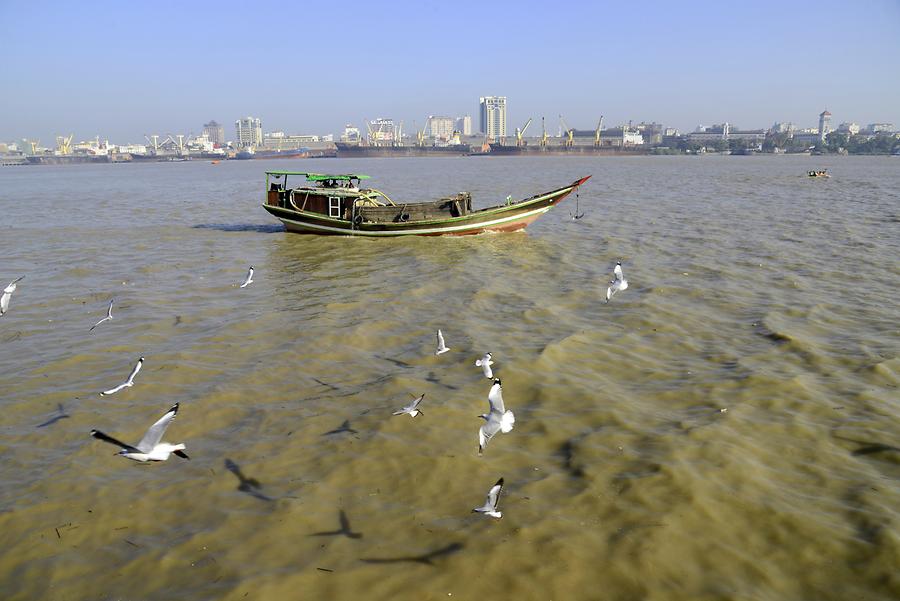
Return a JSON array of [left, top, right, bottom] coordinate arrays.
[[2, 0, 899, 143]]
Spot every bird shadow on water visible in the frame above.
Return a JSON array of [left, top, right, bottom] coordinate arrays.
[[192, 223, 284, 234], [321, 419, 359, 436], [224, 458, 273, 502], [359, 542, 464, 566], [36, 404, 71, 428], [310, 510, 363, 539]]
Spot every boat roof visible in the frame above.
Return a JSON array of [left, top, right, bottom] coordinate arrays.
[[266, 171, 370, 181]]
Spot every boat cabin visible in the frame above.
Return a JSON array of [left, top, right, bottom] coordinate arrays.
[[265, 171, 473, 225]]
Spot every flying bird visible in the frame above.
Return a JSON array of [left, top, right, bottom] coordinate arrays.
[[478, 379, 515, 455], [475, 353, 494, 379], [605, 261, 628, 303], [435, 329, 450, 355], [1, 276, 24, 316], [392, 393, 425, 417], [90, 403, 189, 462], [90, 299, 114, 331], [239, 266, 254, 288], [99, 357, 144, 396], [472, 478, 504, 519]]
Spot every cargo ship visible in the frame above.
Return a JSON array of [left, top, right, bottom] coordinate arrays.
[[335, 142, 471, 157], [487, 143, 650, 156], [235, 148, 336, 160]]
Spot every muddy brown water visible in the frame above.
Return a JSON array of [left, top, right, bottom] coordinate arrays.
[[1, 156, 898, 600]]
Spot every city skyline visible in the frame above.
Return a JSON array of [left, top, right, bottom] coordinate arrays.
[[2, 0, 899, 143]]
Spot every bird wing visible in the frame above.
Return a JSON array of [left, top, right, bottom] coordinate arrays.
[[4, 276, 23, 292], [240, 267, 253, 287], [125, 358, 143, 385], [410, 393, 424, 409], [488, 382, 505, 414], [0, 292, 9, 314], [91, 429, 142, 454], [136, 403, 179, 452], [436, 329, 445, 349], [486, 478, 504, 510], [106, 299, 114, 318], [479, 417, 501, 453], [614, 263, 624, 283], [482, 363, 493, 379], [100, 382, 128, 396]]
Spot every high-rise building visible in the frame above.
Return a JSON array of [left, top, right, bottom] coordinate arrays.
[[235, 116, 263, 148], [818, 110, 832, 141], [203, 120, 225, 146], [479, 97, 507, 141], [456, 115, 472, 136], [427, 115, 455, 141]]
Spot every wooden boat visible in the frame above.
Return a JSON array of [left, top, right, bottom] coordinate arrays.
[[261, 171, 591, 236]]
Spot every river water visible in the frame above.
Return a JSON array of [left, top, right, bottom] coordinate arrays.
[[1, 155, 898, 600]]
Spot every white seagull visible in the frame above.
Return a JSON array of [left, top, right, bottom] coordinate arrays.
[[100, 357, 144, 396], [475, 352, 494, 379], [435, 329, 450, 355], [90, 299, 114, 331], [91, 402, 189, 462], [1, 276, 24, 316], [605, 261, 628, 303], [240, 266, 254, 288], [478, 379, 515, 455], [392, 393, 425, 417], [472, 478, 504, 519]]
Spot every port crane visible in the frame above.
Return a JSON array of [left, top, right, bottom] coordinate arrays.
[[25, 139, 40, 155], [594, 116, 604, 147], [56, 134, 73, 155], [540, 117, 549, 147], [144, 134, 161, 153], [559, 115, 574, 147], [515, 117, 533, 147]]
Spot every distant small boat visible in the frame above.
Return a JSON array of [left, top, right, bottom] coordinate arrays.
[[211, 160, 220, 165], [807, 170, 830, 178], [262, 171, 591, 237]]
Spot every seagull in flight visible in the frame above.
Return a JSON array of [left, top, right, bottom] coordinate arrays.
[[90, 402, 189, 462], [435, 329, 450, 355], [90, 299, 114, 331], [240, 266, 254, 288], [393, 393, 425, 417], [475, 353, 494, 379], [478, 379, 515, 455], [472, 478, 504, 519], [100, 357, 144, 396], [1, 276, 24, 316], [605, 261, 628, 303]]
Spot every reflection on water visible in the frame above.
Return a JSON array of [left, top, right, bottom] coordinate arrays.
[[0, 156, 898, 600]]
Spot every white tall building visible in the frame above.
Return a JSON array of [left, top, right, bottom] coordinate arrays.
[[818, 110, 832, 141], [235, 116, 263, 148], [479, 96, 507, 141], [427, 115, 455, 141], [456, 115, 472, 136]]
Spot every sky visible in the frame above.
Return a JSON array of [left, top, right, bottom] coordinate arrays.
[[2, 0, 899, 144]]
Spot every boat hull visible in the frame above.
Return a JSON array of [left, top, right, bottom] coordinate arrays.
[[263, 177, 589, 237]]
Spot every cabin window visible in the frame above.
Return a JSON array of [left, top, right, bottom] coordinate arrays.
[[328, 197, 342, 218]]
